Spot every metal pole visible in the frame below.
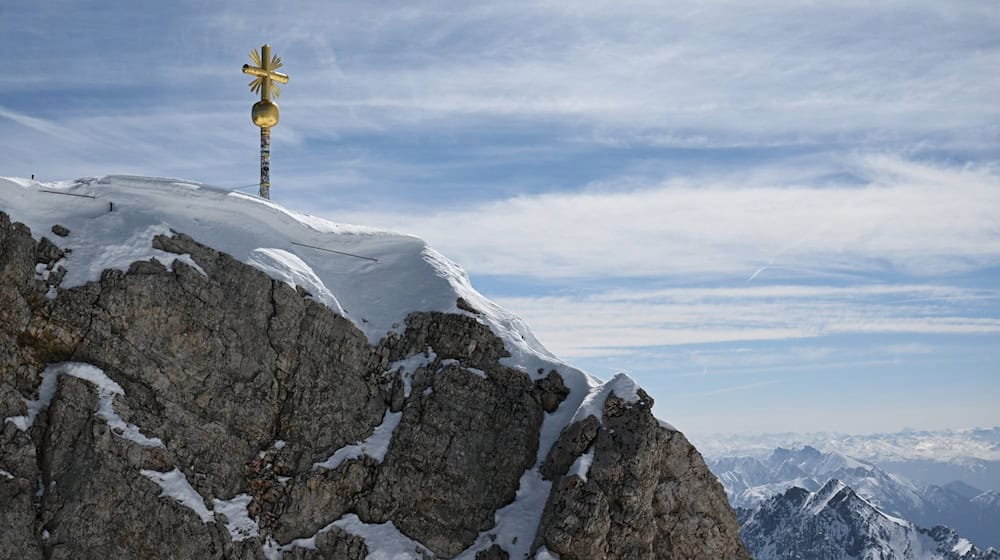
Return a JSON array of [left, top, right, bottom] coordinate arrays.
[[260, 126, 271, 199]]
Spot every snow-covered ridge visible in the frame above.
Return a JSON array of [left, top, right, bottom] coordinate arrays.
[[1, 174, 656, 559], [0, 175, 506, 345]]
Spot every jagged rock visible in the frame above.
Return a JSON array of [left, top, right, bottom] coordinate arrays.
[[361, 363, 543, 557], [540, 415, 600, 480], [535, 391, 750, 560], [35, 237, 64, 266], [0, 212, 749, 559], [51, 224, 70, 237], [534, 370, 570, 413], [274, 456, 378, 543], [455, 297, 481, 315]]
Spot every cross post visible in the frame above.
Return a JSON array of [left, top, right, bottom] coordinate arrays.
[[242, 44, 289, 199]]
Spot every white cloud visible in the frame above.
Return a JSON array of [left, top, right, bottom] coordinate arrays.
[[490, 283, 1000, 359], [6, 0, 999, 163], [338, 156, 1000, 280]]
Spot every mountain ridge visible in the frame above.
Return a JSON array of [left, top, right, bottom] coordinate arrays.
[[0, 175, 749, 559]]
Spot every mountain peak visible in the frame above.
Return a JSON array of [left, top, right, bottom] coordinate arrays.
[[0, 175, 751, 559]]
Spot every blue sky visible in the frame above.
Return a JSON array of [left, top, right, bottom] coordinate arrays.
[[2, 0, 998, 437]]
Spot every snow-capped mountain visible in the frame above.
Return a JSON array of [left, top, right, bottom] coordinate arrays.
[[710, 446, 1000, 549], [740, 480, 1000, 560], [0, 175, 750, 559], [697, 428, 1000, 464], [697, 428, 1000, 492], [710, 446, 921, 511]]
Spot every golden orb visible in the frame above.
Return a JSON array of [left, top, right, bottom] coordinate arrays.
[[252, 100, 280, 128]]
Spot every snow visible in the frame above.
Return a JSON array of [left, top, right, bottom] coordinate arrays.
[[696, 428, 1000, 463], [4, 362, 163, 448], [314, 409, 403, 470], [569, 372, 640, 424], [388, 350, 438, 399], [3, 363, 60, 431], [0, 175, 686, 559], [658, 418, 677, 431], [264, 513, 433, 559], [455, 468, 553, 559], [333, 514, 435, 559], [535, 546, 562, 559], [0, 175, 552, 349], [140, 468, 214, 523], [805, 479, 847, 516], [247, 247, 345, 315], [0, 469, 14, 480], [567, 448, 595, 482], [143, 468, 261, 540], [953, 538, 973, 555], [212, 494, 260, 542]]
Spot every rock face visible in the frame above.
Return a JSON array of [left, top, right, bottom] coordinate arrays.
[[0, 211, 749, 559]]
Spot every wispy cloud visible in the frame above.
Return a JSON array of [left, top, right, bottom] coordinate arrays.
[[4, 0, 999, 185], [492, 283, 1000, 359], [672, 379, 779, 398], [338, 156, 1000, 280]]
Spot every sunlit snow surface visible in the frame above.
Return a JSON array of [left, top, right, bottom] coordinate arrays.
[[0, 175, 655, 559]]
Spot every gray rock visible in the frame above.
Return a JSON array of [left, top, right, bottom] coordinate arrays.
[[540, 415, 600, 481], [0, 212, 749, 559], [362, 362, 543, 557], [534, 370, 570, 413], [535, 392, 751, 560]]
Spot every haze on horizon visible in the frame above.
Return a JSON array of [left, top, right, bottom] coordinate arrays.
[[1, 0, 998, 437]]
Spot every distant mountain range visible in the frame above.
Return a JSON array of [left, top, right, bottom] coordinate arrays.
[[708, 445, 1000, 558], [697, 427, 1000, 490], [739, 480, 999, 560]]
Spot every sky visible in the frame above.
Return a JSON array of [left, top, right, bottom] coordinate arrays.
[[2, 0, 998, 438]]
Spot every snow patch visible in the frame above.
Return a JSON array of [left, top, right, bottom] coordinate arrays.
[[0, 468, 14, 480], [143, 468, 261, 538], [3, 364, 60, 431], [465, 366, 487, 379], [567, 448, 595, 482], [657, 418, 678, 431], [570, 372, 640, 424], [247, 247, 346, 316], [953, 538, 973, 555], [154, 252, 207, 277], [455, 468, 553, 559], [263, 513, 433, 559], [5, 363, 161, 448], [388, 350, 437, 398], [334, 513, 435, 559], [313, 409, 402, 470], [536, 546, 562, 560], [213, 494, 259, 542], [141, 468, 213, 523]]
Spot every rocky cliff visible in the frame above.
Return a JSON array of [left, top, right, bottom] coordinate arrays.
[[0, 177, 748, 559]]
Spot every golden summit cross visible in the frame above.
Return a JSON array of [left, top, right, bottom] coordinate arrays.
[[242, 44, 289, 199]]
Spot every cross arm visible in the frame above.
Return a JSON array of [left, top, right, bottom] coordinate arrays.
[[242, 64, 290, 84]]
